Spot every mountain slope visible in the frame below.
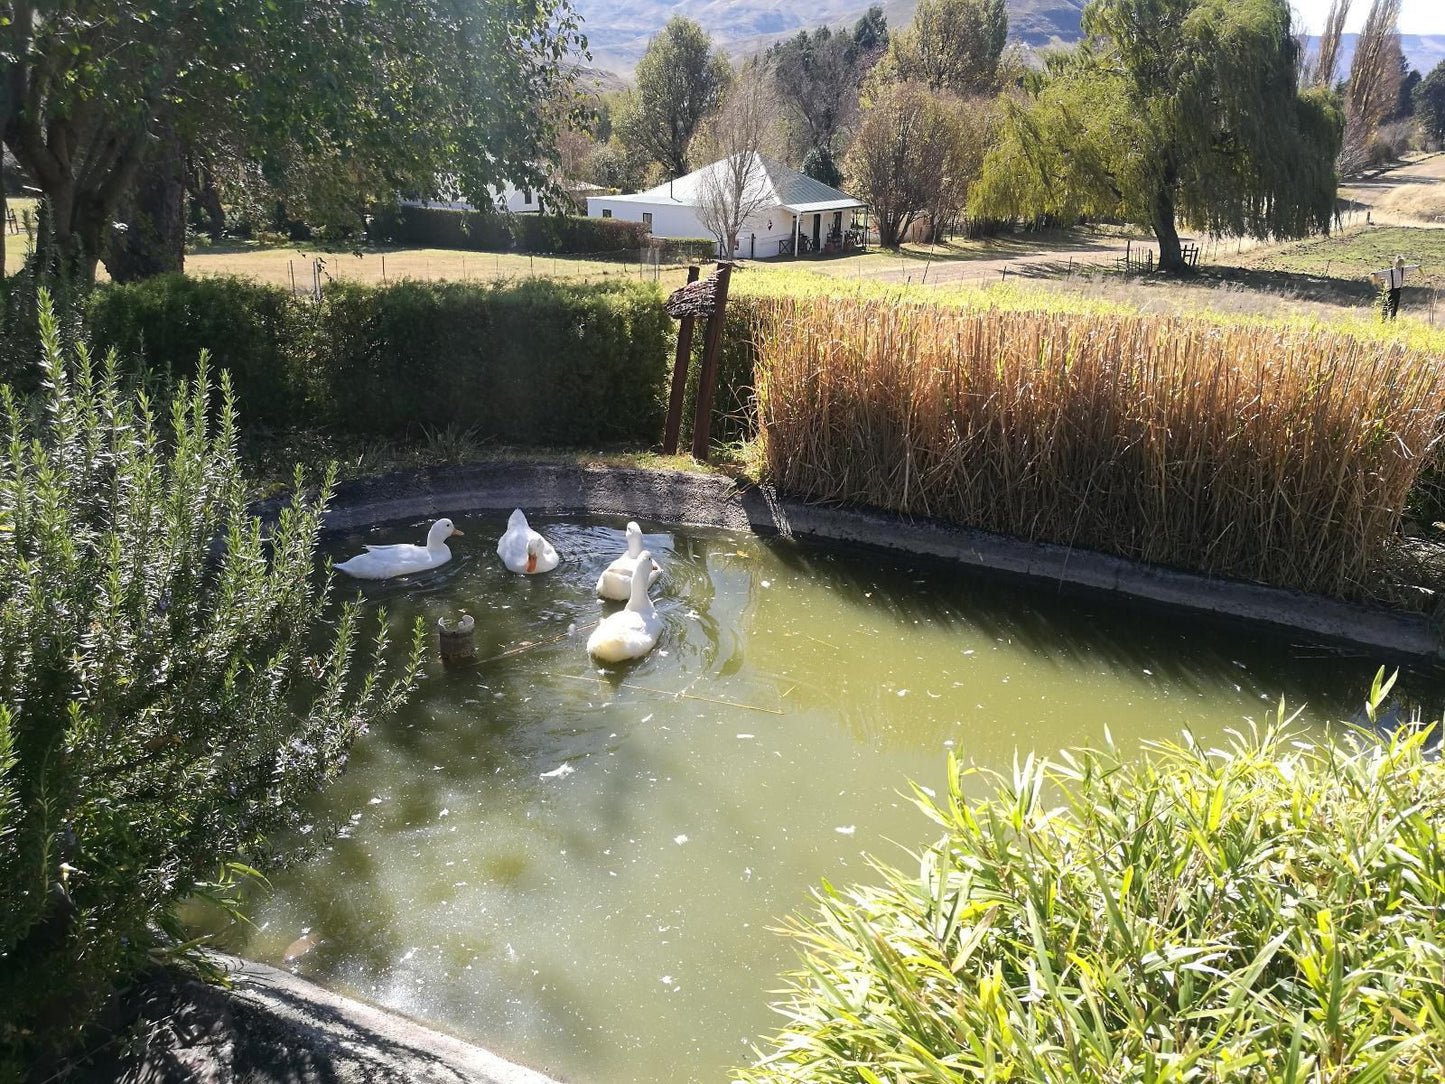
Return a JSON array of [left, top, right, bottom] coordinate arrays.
[[577, 0, 1085, 74]]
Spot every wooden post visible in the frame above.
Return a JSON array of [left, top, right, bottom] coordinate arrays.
[[437, 614, 475, 665], [690, 263, 733, 462], [662, 265, 701, 455]]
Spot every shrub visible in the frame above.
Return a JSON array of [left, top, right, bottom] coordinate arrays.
[[511, 213, 651, 254], [0, 294, 421, 1071], [312, 278, 672, 443], [87, 274, 312, 427], [753, 296, 1445, 599], [744, 702, 1445, 1083]]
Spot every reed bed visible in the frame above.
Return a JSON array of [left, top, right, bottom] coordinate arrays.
[[754, 296, 1445, 598]]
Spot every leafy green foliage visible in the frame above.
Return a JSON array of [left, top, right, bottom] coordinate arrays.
[[876, 0, 1009, 93], [1417, 61, 1445, 142], [744, 713, 1445, 1082], [614, 17, 733, 178], [312, 279, 673, 443], [84, 276, 681, 443], [368, 208, 652, 254], [0, 293, 421, 1069], [86, 275, 309, 427], [0, 0, 585, 280], [801, 146, 845, 189], [972, 0, 1342, 269]]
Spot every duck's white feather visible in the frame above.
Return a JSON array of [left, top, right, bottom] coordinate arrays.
[[596, 522, 661, 600], [588, 550, 662, 662], [337, 519, 460, 580], [498, 509, 559, 574]]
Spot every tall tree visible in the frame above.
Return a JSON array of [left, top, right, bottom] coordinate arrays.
[[615, 17, 732, 179], [1, 0, 585, 283], [852, 5, 890, 56], [1311, 0, 1351, 87], [769, 27, 860, 160], [972, 0, 1342, 271], [880, 0, 1009, 94], [1340, 0, 1405, 170], [1417, 61, 1445, 142], [846, 81, 971, 247], [693, 64, 780, 256]]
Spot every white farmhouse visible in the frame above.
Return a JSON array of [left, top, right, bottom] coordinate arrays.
[[586, 155, 868, 259], [401, 182, 542, 215]]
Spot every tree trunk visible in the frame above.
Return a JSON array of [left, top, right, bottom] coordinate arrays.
[[108, 125, 186, 283], [185, 153, 226, 241], [1, 184, 6, 280], [1152, 185, 1185, 273]]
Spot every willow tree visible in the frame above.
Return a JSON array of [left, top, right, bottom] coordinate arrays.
[[972, 0, 1342, 271]]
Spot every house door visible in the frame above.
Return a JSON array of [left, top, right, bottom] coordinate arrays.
[[832, 211, 842, 240], [812, 214, 821, 249]]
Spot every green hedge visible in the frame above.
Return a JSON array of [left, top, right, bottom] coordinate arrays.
[[85, 275, 683, 446], [312, 279, 672, 441], [368, 205, 652, 254], [87, 275, 310, 427]]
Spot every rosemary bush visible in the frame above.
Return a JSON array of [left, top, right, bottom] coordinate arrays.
[[745, 695, 1445, 1083], [0, 294, 421, 1070]]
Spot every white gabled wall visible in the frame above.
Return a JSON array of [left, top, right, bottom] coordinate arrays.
[[585, 197, 823, 260]]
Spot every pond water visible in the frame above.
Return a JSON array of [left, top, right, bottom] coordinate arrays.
[[198, 511, 1440, 1083]]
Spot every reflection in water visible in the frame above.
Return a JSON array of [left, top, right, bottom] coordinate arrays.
[[189, 512, 1445, 1084]]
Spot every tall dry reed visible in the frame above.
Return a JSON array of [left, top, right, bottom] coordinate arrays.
[[754, 296, 1445, 598]]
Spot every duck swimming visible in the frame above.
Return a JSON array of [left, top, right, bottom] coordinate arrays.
[[587, 551, 663, 663], [497, 509, 559, 574], [596, 522, 662, 601], [335, 518, 462, 580]]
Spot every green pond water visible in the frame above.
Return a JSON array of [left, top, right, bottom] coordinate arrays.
[[199, 511, 1439, 1083]]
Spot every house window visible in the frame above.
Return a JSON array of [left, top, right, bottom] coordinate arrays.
[[601, 209, 612, 218], [523, 188, 532, 205], [642, 212, 653, 229]]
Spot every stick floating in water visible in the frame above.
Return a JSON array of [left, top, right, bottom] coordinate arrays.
[[557, 673, 785, 716]]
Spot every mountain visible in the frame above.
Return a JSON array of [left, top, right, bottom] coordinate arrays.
[[575, 0, 1085, 75], [575, 0, 1444, 83]]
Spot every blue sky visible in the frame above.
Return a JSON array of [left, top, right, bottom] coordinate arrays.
[[1293, 1, 1442, 36]]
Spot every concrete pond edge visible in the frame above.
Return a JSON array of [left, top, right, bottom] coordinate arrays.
[[323, 461, 1443, 662]]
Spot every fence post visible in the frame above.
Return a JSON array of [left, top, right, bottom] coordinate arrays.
[[663, 266, 701, 456], [690, 263, 733, 463]]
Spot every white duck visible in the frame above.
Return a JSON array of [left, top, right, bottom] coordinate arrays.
[[587, 552, 663, 663], [596, 522, 662, 601], [497, 509, 559, 574], [335, 518, 463, 580]]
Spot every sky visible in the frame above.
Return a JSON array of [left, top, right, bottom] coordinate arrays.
[[1292, 0, 1444, 36]]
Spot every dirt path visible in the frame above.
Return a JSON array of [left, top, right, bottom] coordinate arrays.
[[1338, 154, 1445, 227]]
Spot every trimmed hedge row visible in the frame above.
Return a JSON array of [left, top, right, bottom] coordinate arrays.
[[368, 206, 652, 255], [86, 275, 676, 445]]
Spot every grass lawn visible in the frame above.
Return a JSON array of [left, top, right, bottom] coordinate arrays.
[[184, 241, 700, 292], [1236, 225, 1445, 289], [3, 196, 38, 272]]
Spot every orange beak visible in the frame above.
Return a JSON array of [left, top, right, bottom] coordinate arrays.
[[450, 527, 464, 537], [526, 553, 537, 573]]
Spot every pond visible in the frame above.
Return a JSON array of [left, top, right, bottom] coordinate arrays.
[[197, 511, 1440, 1083]]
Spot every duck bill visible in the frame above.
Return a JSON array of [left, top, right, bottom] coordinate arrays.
[[451, 527, 465, 537], [526, 553, 537, 573]]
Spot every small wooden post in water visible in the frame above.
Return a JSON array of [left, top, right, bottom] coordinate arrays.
[[437, 614, 476, 665], [690, 262, 733, 463], [662, 265, 701, 455]]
